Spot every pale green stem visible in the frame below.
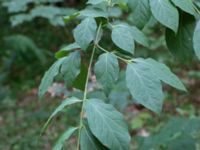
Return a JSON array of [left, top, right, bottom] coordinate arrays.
[[97, 44, 133, 63], [76, 22, 102, 150]]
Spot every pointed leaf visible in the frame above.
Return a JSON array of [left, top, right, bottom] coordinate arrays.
[[73, 17, 97, 50], [166, 13, 195, 62], [193, 20, 200, 60], [55, 42, 80, 59], [111, 24, 135, 54], [95, 53, 119, 89], [150, 0, 179, 33], [126, 62, 164, 113], [130, 26, 149, 47], [38, 58, 64, 98], [135, 58, 187, 91], [84, 99, 131, 150], [60, 51, 81, 86], [171, 0, 196, 16], [52, 127, 78, 150], [41, 97, 82, 134]]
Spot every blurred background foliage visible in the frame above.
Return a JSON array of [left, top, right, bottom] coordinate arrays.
[[0, 0, 200, 150]]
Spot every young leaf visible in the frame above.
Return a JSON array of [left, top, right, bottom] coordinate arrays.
[[111, 24, 135, 54], [60, 51, 81, 87], [135, 58, 187, 91], [80, 126, 109, 150], [166, 13, 195, 62], [63, 12, 80, 23], [126, 62, 164, 113], [41, 97, 82, 134], [128, 0, 151, 29], [171, 0, 196, 16], [84, 99, 131, 150], [149, 0, 179, 33], [73, 17, 97, 50], [55, 42, 80, 59], [130, 26, 149, 47], [193, 20, 200, 60], [94, 53, 119, 90], [52, 127, 78, 150], [38, 58, 64, 98]]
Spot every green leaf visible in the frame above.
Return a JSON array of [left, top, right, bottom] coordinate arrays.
[[38, 58, 64, 98], [193, 20, 200, 60], [73, 17, 97, 50], [87, 0, 105, 5], [166, 13, 195, 62], [80, 126, 109, 150], [63, 12, 80, 23], [111, 24, 135, 54], [112, 0, 128, 5], [171, 0, 196, 16], [80, 8, 108, 18], [84, 99, 131, 150], [41, 97, 82, 134], [150, 0, 179, 33], [95, 53, 119, 89], [60, 51, 81, 87], [55, 43, 80, 59], [52, 127, 78, 150], [130, 26, 149, 47], [128, 0, 151, 29], [107, 7, 122, 17], [135, 58, 187, 91], [126, 62, 164, 113], [87, 0, 127, 5]]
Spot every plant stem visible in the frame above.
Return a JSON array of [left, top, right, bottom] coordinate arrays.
[[76, 22, 102, 150], [97, 44, 132, 63]]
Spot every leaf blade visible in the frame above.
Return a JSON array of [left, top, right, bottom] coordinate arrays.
[[84, 99, 131, 150], [135, 58, 186, 91], [55, 42, 80, 59], [128, 0, 151, 29], [73, 17, 97, 50], [150, 0, 179, 32], [60, 51, 81, 87], [171, 0, 196, 16], [52, 127, 78, 150], [95, 53, 119, 90], [80, 126, 109, 150], [126, 62, 164, 113], [111, 24, 135, 54], [38, 58, 64, 99], [166, 13, 195, 62], [130, 26, 149, 47], [41, 97, 82, 134]]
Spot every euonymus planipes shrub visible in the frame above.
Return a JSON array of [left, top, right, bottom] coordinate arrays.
[[38, 0, 200, 149]]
